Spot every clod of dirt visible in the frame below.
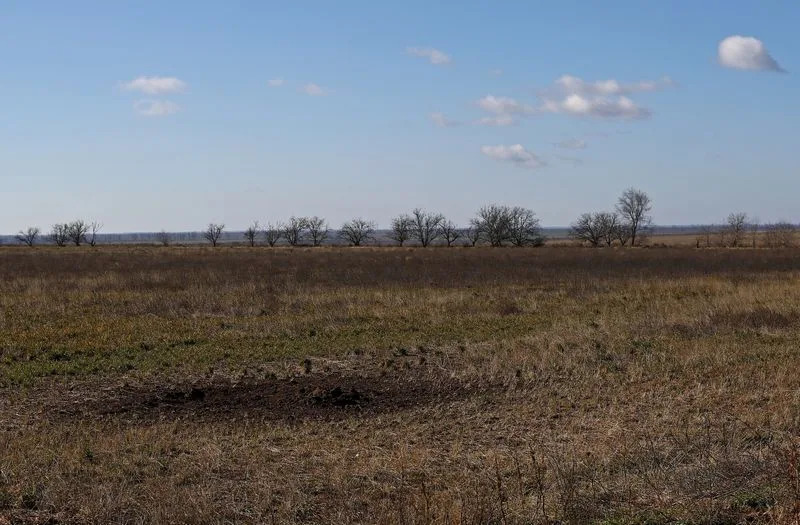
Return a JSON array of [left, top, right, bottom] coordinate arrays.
[[162, 387, 206, 403], [311, 386, 368, 407], [188, 387, 206, 401]]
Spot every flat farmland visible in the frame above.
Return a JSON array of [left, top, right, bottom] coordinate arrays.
[[2, 246, 800, 524]]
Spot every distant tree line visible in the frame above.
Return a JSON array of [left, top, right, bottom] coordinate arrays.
[[200, 206, 545, 248], [695, 213, 797, 248], [6, 188, 798, 248], [17, 220, 103, 247]]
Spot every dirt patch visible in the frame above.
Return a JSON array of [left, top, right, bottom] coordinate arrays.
[[55, 371, 482, 424]]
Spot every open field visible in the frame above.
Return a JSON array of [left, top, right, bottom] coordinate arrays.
[[2, 246, 800, 523]]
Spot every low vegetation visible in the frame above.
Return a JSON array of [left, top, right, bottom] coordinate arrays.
[[1, 246, 800, 523]]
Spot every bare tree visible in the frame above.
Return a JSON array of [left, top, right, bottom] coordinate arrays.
[[410, 208, 444, 247], [50, 224, 69, 247], [263, 222, 283, 247], [726, 212, 748, 247], [244, 221, 260, 247], [571, 211, 632, 247], [306, 216, 328, 247], [389, 214, 413, 246], [87, 221, 102, 247], [339, 218, 376, 246], [764, 222, 796, 248], [507, 207, 545, 247], [570, 213, 603, 246], [66, 220, 89, 246], [471, 205, 512, 247], [438, 220, 462, 247], [614, 224, 632, 247], [616, 188, 652, 247], [16, 227, 40, 247], [282, 217, 308, 246], [157, 230, 171, 246], [204, 223, 225, 247], [465, 225, 481, 247], [597, 212, 620, 247]]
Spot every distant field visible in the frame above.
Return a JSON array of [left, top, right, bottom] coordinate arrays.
[[2, 246, 800, 523]]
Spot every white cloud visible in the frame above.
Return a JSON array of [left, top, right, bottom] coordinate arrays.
[[718, 35, 784, 72], [430, 112, 461, 127], [406, 46, 451, 65], [134, 99, 180, 117], [554, 138, 587, 150], [477, 95, 534, 115], [475, 95, 535, 126], [480, 144, 545, 169], [122, 76, 186, 95], [559, 94, 649, 119], [538, 74, 669, 119], [268, 78, 285, 87], [302, 83, 326, 96]]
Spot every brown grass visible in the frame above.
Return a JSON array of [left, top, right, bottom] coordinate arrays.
[[2, 246, 800, 523]]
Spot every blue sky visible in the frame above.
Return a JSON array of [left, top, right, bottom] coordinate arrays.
[[1, 1, 797, 232]]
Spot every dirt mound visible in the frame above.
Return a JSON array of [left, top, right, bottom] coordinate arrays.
[[64, 371, 477, 423]]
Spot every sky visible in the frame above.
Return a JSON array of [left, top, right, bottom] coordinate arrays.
[[0, 1, 798, 232]]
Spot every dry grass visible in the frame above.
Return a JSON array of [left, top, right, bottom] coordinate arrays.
[[1, 246, 800, 523]]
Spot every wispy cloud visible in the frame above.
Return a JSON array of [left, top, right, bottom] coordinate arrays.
[[481, 144, 545, 169], [475, 95, 535, 126], [554, 138, 587, 150], [554, 154, 584, 166], [133, 99, 180, 117], [477, 95, 534, 115], [718, 35, 785, 72], [268, 77, 285, 87], [430, 112, 462, 127], [406, 46, 451, 65], [301, 83, 327, 96], [552, 74, 673, 97], [122, 76, 186, 95]]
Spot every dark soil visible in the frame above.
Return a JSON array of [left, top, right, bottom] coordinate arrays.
[[49, 371, 482, 424]]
